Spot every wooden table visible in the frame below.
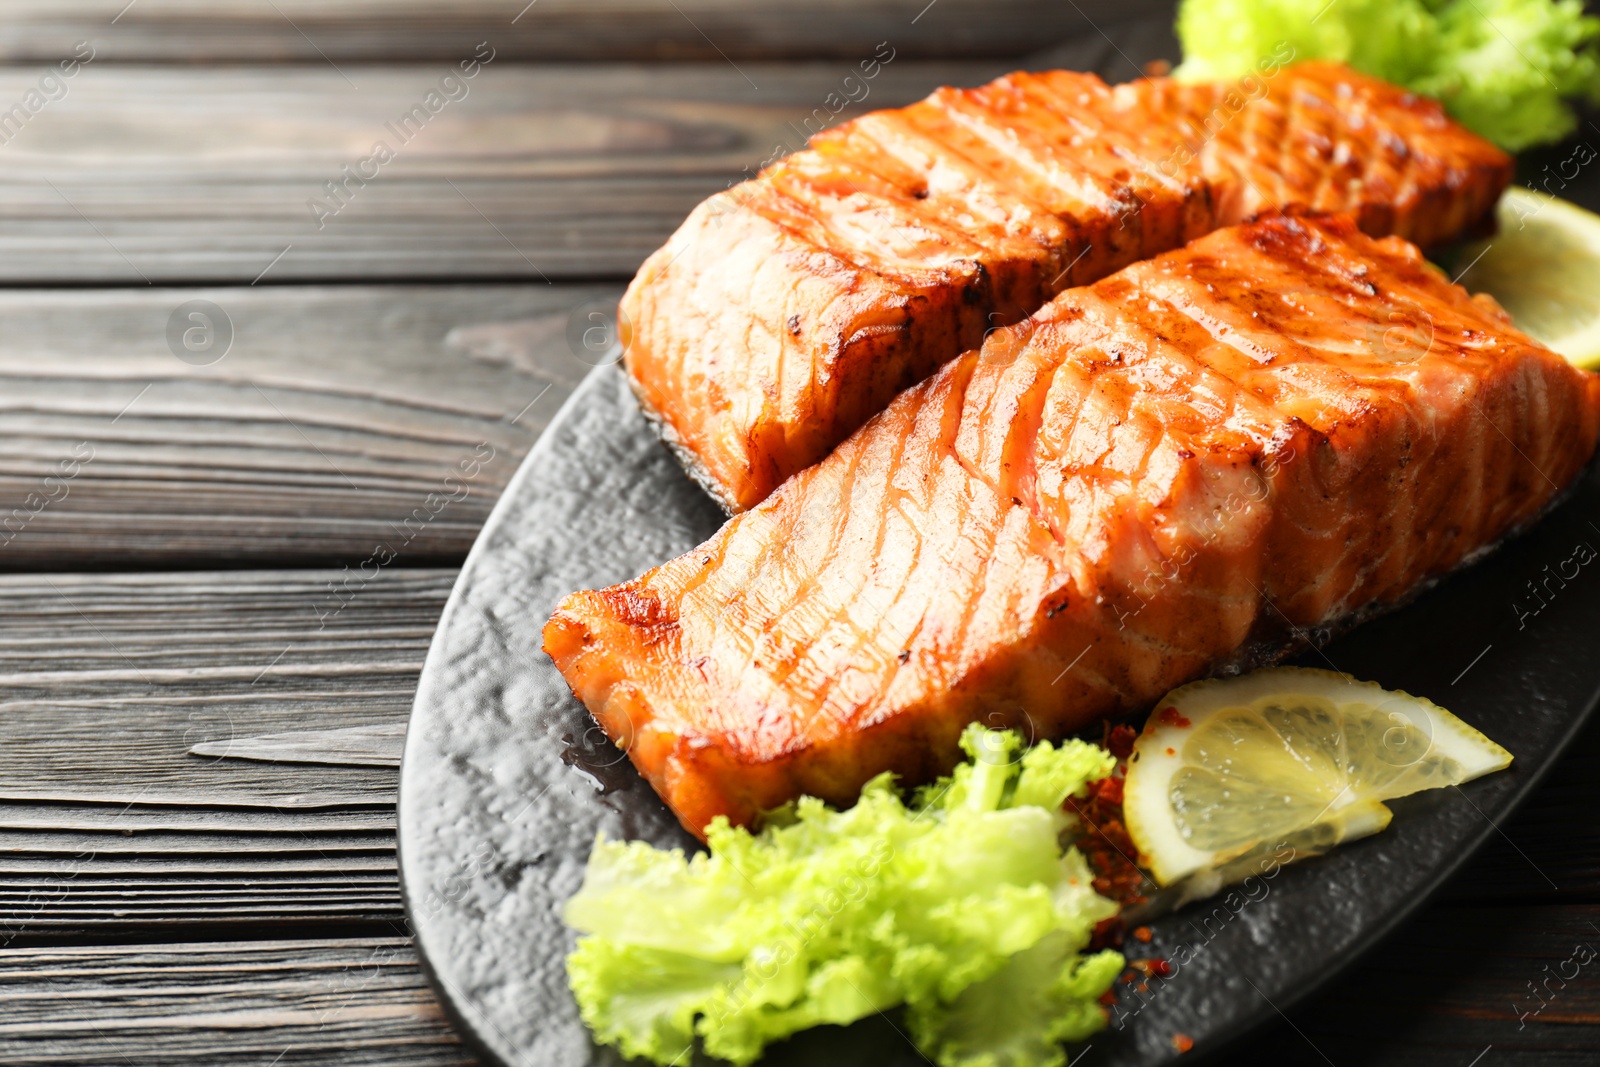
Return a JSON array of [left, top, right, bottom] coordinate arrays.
[[0, 3, 1594, 1064]]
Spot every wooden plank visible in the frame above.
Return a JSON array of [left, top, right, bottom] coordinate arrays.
[[0, 856, 395, 875], [1234, 904, 1600, 1066], [0, 908, 402, 938], [0, 829, 394, 855], [0, 877, 391, 892], [0, 569, 445, 807], [0, 891, 394, 907], [0, 566, 417, 938], [0, 284, 601, 568], [0, 804, 395, 834], [1438, 703, 1600, 904], [0, 938, 475, 1066], [0, 855, 401, 934], [0, 0, 1168, 63], [0, 877, 402, 940], [2, 908, 396, 926], [0, 50, 1149, 283], [0, 895, 395, 936], [189, 723, 406, 767], [0, 891, 393, 907], [0, 567, 424, 939], [0, 903, 1595, 1067]]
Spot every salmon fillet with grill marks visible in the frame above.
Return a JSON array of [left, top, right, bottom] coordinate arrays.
[[625, 60, 1512, 512], [547, 215, 1600, 837]]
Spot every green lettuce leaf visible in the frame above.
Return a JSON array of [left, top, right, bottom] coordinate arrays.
[[562, 725, 1121, 1067], [910, 933, 1126, 1067], [1173, 0, 1600, 151]]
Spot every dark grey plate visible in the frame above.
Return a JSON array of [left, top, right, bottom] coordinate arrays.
[[399, 363, 1600, 1067]]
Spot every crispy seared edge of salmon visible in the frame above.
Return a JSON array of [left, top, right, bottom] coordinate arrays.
[[557, 216, 1600, 838], [542, 569, 989, 837], [549, 376, 1600, 840], [622, 63, 1514, 513], [624, 368, 743, 516]]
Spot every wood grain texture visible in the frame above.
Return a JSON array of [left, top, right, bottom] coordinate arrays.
[[189, 723, 406, 767], [0, 855, 396, 875], [0, 829, 394, 855], [1441, 706, 1600, 905], [1235, 904, 1600, 1065], [0, 938, 476, 1066], [0, 905, 403, 940], [0, 873, 402, 942], [0, 284, 610, 568], [0, 568, 1591, 1058], [0, 570, 431, 939], [0, 804, 395, 834], [0, 47, 1143, 283], [0, 903, 1594, 1067], [0, 568, 445, 807], [0, 0, 1169, 63]]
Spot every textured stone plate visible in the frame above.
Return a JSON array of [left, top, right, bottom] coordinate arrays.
[[399, 364, 1600, 1067]]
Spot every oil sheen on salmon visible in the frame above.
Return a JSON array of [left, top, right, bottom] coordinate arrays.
[[549, 215, 1600, 837], [624, 61, 1513, 511]]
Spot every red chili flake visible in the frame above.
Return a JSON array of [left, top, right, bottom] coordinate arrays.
[[1165, 746, 1176, 757], [1136, 982, 1149, 993], [1132, 925, 1153, 943], [1097, 988, 1118, 1006], [1172, 1033, 1195, 1054], [1094, 776, 1124, 806], [1156, 706, 1192, 728], [1066, 771, 1147, 908], [1127, 957, 1172, 979], [1090, 915, 1125, 951], [1105, 722, 1138, 759]]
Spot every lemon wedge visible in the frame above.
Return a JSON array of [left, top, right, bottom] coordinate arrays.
[[1455, 186, 1600, 369], [1122, 667, 1513, 888]]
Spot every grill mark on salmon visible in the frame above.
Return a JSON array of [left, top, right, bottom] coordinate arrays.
[[625, 61, 1512, 512], [549, 215, 1600, 838]]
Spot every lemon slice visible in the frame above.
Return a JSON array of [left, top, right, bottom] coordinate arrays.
[[1455, 187, 1600, 369], [1123, 667, 1512, 887]]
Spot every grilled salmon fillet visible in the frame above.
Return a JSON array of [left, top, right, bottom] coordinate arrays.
[[548, 215, 1600, 837], [625, 60, 1512, 512]]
